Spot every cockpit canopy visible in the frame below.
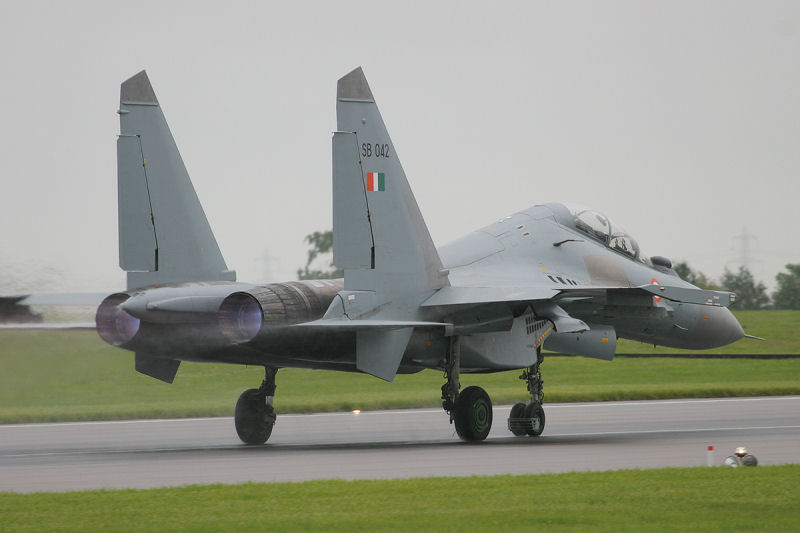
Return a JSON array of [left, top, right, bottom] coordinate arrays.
[[550, 203, 649, 264]]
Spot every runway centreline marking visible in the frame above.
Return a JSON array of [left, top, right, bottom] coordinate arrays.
[[2, 396, 798, 429], [545, 396, 800, 408], [3, 425, 799, 459], [547, 424, 800, 438]]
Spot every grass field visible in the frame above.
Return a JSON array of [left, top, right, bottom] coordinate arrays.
[[1, 465, 798, 532], [0, 311, 798, 423]]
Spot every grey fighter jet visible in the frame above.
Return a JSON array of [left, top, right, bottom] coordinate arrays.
[[97, 68, 745, 444]]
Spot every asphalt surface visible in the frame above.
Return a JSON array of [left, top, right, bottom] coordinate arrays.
[[1, 396, 798, 493]]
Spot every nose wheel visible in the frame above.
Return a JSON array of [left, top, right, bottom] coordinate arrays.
[[507, 348, 546, 437], [235, 366, 278, 444]]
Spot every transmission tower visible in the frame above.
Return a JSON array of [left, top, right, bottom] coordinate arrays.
[[728, 227, 762, 273]]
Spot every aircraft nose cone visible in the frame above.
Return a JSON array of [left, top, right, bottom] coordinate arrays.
[[694, 306, 744, 348]]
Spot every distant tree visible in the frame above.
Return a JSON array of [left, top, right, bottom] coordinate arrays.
[[672, 261, 721, 290], [772, 264, 800, 310], [720, 266, 769, 310], [297, 230, 344, 280]]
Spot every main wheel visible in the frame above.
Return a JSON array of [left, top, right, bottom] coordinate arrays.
[[235, 388, 275, 444], [508, 402, 528, 436], [453, 385, 493, 442], [524, 402, 545, 437]]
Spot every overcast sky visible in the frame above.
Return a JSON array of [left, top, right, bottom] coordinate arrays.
[[0, 0, 797, 293]]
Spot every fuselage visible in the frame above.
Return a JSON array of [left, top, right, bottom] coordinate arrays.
[[439, 202, 744, 353], [99, 202, 744, 375]]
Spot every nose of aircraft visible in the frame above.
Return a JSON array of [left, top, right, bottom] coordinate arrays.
[[691, 306, 745, 349]]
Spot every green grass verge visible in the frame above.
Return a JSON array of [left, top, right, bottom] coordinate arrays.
[[1, 311, 799, 423], [2, 466, 798, 532]]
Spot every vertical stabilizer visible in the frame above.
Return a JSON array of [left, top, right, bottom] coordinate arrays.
[[118, 71, 235, 290], [334, 67, 447, 295]]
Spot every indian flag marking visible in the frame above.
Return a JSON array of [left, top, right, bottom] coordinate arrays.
[[366, 172, 385, 191]]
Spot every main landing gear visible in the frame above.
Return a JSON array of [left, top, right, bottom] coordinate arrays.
[[235, 366, 278, 444], [508, 348, 546, 437], [442, 336, 493, 441]]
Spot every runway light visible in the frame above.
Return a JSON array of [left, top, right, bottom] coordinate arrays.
[[352, 409, 361, 415]]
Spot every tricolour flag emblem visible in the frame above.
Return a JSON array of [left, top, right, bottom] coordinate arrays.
[[366, 172, 385, 192]]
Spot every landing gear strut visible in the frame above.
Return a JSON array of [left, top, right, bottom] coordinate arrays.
[[508, 347, 545, 437], [235, 366, 278, 444], [441, 336, 493, 442]]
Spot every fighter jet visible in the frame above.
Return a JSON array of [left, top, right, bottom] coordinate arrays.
[[95, 68, 745, 444]]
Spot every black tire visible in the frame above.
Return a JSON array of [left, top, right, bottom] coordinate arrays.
[[524, 402, 545, 437], [453, 385, 493, 442], [508, 402, 528, 436], [235, 388, 275, 444]]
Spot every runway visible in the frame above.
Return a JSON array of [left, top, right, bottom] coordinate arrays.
[[1, 396, 798, 493]]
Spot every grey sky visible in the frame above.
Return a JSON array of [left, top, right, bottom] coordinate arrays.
[[0, 1, 798, 292]]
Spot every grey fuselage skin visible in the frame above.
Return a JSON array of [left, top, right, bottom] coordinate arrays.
[[114, 201, 743, 375]]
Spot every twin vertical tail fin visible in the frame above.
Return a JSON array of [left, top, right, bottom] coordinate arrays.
[[333, 67, 447, 295], [117, 71, 235, 290]]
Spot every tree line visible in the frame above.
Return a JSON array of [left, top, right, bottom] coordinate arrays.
[[674, 262, 800, 310]]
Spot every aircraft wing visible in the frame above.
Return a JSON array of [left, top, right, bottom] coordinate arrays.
[[423, 283, 736, 309], [634, 284, 735, 307], [421, 285, 558, 307], [0, 292, 109, 328], [291, 318, 450, 331], [16, 292, 110, 306], [417, 280, 735, 362], [549, 284, 736, 307], [0, 322, 95, 330]]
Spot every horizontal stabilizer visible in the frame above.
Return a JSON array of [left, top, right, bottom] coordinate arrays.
[[135, 352, 180, 383], [356, 327, 413, 382]]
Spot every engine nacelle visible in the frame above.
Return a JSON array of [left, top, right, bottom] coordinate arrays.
[[219, 280, 343, 343], [95, 280, 344, 349], [543, 324, 617, 360]]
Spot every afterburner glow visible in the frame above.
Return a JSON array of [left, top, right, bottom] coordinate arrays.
[[218, 292, 263, 343], [95, 293, 141, 346]]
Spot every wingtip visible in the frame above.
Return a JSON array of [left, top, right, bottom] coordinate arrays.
[[121, 70, 158, 104], [337, 66, 374, 101]]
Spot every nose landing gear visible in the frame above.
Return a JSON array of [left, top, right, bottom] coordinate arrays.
[[508, 348, 546, 437]]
